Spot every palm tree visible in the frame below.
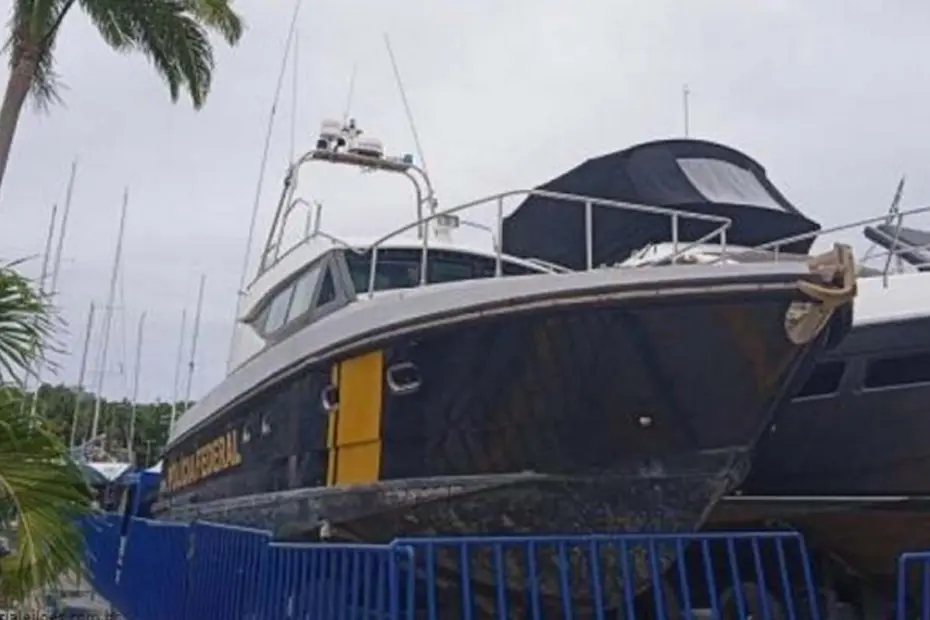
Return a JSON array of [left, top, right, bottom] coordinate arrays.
[[0, 0, 244, 195], [0, 262, 90, 604]]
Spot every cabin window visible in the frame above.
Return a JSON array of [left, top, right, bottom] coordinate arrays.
[[264, 285, 295, 333], [677, 157, 784, 211], [346, 253, 421, 293], [794, 361, 845, 399], [431, 258, 476, 283], [286, 264, 322, 322], [344, 249, 541, 294], [863, 352, 930, 389], [317, 269, 336, 306]]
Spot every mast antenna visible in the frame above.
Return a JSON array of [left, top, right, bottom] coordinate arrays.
[[289, 35, 300, 163], [682, 84, 691, 138], [341, 63, 358, 126], [230, 0, 303, 372], [880, 174, 907, 283], [383, 34, 432, 190]]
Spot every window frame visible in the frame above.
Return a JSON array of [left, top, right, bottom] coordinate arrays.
[[342, 247, 543, 295], [250, 252, 352, 340], [792, 360, 847, 401], [263, 283, 296, 334], [861, 350, 930, 392], [285, 263, 323, 324]]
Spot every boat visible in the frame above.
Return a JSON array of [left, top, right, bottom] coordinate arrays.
[[718, 219, 930, 586], [153, 123, 855, 610], [603, 152, 930, 590]]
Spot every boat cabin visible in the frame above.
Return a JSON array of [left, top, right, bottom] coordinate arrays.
[[244, 244, 552, 345]]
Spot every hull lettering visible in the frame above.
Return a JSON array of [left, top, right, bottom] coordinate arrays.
[[166, 431, 242, 493]]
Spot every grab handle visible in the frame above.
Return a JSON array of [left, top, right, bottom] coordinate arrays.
[[386, 362, 422, 395]]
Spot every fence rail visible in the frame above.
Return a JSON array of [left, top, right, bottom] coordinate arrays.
[[80, 513, 837, 620]]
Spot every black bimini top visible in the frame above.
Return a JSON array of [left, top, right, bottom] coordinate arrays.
[[502, 139, 821, 270]]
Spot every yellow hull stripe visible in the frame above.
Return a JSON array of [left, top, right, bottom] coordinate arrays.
[[327, 350, 384, 486]]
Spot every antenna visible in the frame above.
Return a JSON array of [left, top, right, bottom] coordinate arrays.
[[69, 301, 95, 451], [383, 34, 431, 187], [341, 64, 358, 125], [127, 311, 146, 464], [169, 309, 188, 432], [880, 175, 907, 283], [682, 84, 691, 138], [90, 188, 129, 442], [230, 0, 303, 371], [183, 274, 207, 409], [289, 35, 300, 163]]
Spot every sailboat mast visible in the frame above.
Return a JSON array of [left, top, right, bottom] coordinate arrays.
[[50, 159, 78, 295], [69, 301, 96, 451], [31, 162, 79, 417], [24, 203, 59, 417], [38, 203, 58, 294], [90, 189, 129, 442], [183, 275, 206, 409], [127, 311, 146, 464], [169, 309, 188, 432]]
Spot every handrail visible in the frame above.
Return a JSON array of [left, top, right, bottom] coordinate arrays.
[[359, 188, 732, 296], [258, 148, 435, 276], [752, 204, 930, 255], [689, 204, 930, 275], [257, 171, 735, 299]]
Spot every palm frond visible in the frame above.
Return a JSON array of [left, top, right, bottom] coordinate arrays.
[[182, 0, 243, 45], [0, 262, 53, 386], [4, 0, 74, 110], [0, 389, 90, 602], [80, 0, 243, 108], [28, 37, 65, 111]]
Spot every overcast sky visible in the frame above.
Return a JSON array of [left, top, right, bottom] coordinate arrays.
[[1, 0, 929, 403]]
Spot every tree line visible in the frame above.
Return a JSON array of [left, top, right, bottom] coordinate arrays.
[[19, 383, 190, 468]]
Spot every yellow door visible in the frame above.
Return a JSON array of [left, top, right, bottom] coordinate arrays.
[[326, 350, 384, 486]]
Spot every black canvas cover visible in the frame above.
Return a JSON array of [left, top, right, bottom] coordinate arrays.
[[864, 224, 930, 271], [502, 139, 821, 270]]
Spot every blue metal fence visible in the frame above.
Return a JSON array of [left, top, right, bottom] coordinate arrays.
[[80, 514, 825, 620], [897, 550, 930, 620]]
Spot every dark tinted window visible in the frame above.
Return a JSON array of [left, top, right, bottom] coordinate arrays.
[[794, 361, 845, 398], [317, 269, 336, 306], [864, 352, 930, 389], [286, 264, 322, 321], [264, 285, 295, 333], [344, 249, 541, 294]]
